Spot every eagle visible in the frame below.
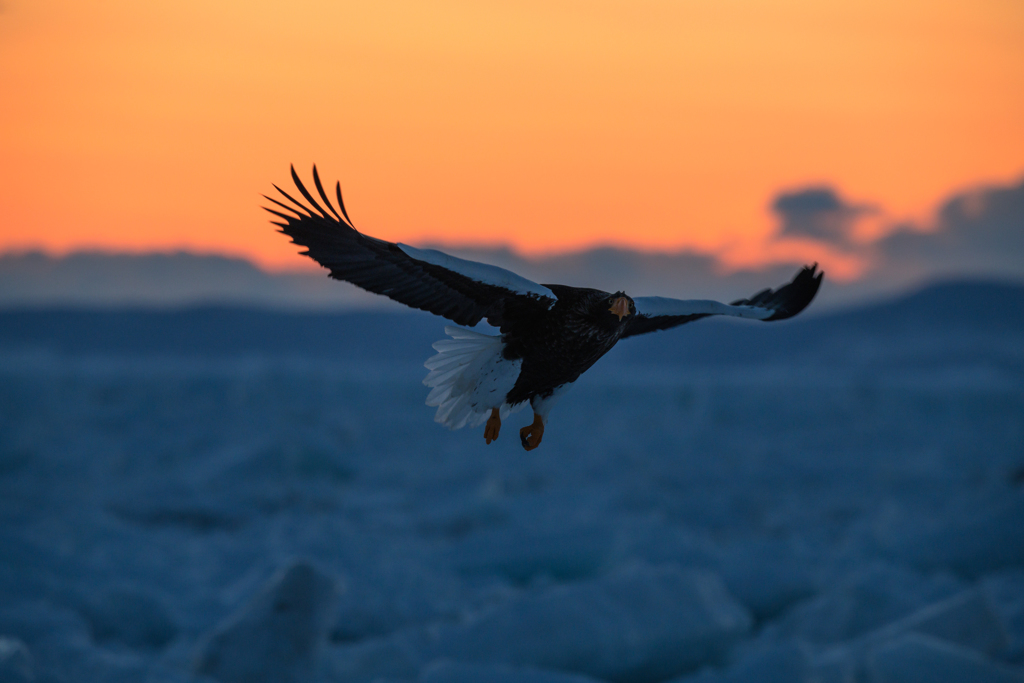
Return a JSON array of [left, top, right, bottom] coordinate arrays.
[[265, 166, 823, 451]]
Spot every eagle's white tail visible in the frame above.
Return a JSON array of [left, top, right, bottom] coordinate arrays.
[[423, 326, 526, 430]]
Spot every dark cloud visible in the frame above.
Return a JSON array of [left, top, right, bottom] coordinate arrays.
[[771, 186, 875, 248], [877, 176, 1024, 279], [0, 250, 400, 309]]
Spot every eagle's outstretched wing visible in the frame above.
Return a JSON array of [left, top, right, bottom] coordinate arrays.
[[265, 166, 556, 328], [621, 264, 823, 339]]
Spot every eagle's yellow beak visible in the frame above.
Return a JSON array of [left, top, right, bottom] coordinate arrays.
[[609, 296, 631, 321]]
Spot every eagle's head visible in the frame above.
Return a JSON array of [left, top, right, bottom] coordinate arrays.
[[601, 291, 635, 327]]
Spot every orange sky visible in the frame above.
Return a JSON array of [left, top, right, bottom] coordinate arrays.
[[1, 0, 1022, 276]]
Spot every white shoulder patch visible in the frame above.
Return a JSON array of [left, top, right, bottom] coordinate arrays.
[[633, 296, 774, 320], [398, 244, 556, 305]]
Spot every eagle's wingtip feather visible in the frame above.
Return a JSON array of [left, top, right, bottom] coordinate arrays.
[[289, 166, 334, 221], [336, 181, 356, 228], [312, 165, 345, 223]]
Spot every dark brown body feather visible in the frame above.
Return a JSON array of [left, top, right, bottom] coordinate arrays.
[[502, 286, 628, 405]]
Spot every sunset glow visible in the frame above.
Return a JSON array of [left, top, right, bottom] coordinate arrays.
[[1, 0, 1022, 274]]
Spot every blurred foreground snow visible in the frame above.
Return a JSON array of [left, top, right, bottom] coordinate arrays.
[[1, 282, 1023, 682]]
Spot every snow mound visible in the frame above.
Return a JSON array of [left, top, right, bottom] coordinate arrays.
[[427, 565, 752, 683], [193, 561, 340, 683], [713, 539, 818, 621], [0, 637, 33, 683], [867, 634, 1023, 683]]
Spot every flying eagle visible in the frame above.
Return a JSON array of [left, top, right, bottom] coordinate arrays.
[[265, 166, 823, 450]]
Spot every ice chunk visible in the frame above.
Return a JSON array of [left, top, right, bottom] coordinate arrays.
[[79, 586, 178, 649], [418, 660, 605, 683], [194, 561, 340, 683], [866, 588, 1009, 657], [770, 562, 963, 646], [0, 637, 33, 683], [619, 526, 817, 621], [812, 588, 1014, 680], [427, 565, 752, 683], [867, 633, 1023, 683]]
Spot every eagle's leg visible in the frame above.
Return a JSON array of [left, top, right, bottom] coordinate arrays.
[[484, 408, 501, 444], [519, 413, 545, 451]]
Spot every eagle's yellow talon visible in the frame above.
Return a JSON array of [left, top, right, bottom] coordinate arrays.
[[519, 413, 545, 451], [484, 408, 501, 444]]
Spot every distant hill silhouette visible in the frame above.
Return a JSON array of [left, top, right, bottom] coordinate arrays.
[[0, 248, 899, 312], [0, 250, 391, 309]]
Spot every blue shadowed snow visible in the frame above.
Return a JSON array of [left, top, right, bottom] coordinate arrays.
[[0, 281, 1023, 682]]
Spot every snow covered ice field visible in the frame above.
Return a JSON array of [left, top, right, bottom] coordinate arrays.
[[1, 281, 1024, 682]]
